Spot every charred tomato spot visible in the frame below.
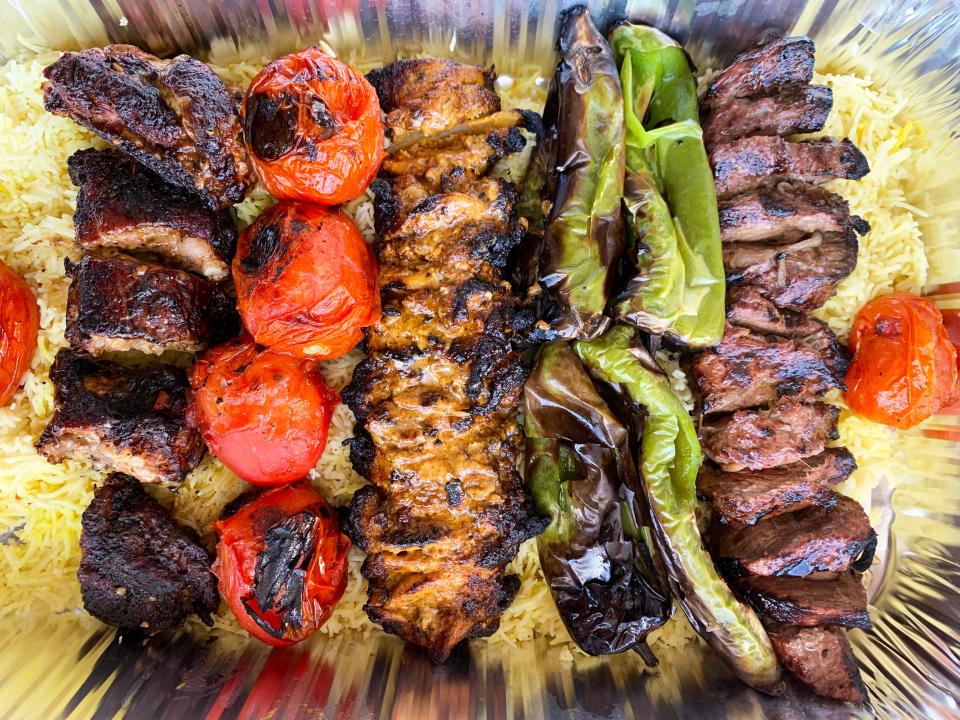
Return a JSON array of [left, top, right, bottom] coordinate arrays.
[[246, 91, 299, 161], [240, 222, 282, 275], [309, 95, 341, 141]]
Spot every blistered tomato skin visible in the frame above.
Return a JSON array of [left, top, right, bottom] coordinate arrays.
[[242, 48, 385, 205], [0, 261, 39, 406], [846, 292, 958, 429], [212, 481, 350, 647], [189, 338, 338, 485], [233, 201, 380, 359]]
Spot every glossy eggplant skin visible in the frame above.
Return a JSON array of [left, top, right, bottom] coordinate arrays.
[[574, 325, 783, 694], [536, 5, 626, 341], [523, 342, 672, 658], [609, 24, 726, 348]]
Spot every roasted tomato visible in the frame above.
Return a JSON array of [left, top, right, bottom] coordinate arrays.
[[189, 338, 338, 485], [0, 260, 39, 405], [846, 292, 959, 429], [212, 481, 350, 646], [233, 202, 380, 359], [242, 48, 385, 205]]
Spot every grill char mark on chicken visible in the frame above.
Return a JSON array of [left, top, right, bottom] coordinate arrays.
[[36, 349, 204, 486], [65, 253, 239, 355], [718, 183, 858, 243], [79, 472, 219, 631], [703, 84, 832, 148], [710, 493, 877, 576], [738, 573, 871, 630], [345, 58, 541, 663], [698, 448, 857, 525], [706, 36, 815, 101], [43, 45, 253, 209], [710, 136, 869, 199], [68, 148, 237, 280], [765, 624, 867, 703]]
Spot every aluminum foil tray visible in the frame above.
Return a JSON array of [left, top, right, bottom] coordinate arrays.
[[0, 1, 957, 717]]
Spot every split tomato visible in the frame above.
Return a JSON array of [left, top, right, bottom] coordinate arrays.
[[242, 48, 385, 205], [212, 481, 350, 647], [0, 260, 39, 406], [846, 292, 958, 429]]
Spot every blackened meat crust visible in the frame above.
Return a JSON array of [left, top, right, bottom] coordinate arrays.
[[738, 573, 871, 630]]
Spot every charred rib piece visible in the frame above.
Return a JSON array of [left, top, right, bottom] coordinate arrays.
[[346, 58, 542, 663], [698, 448, 857, 525], [36, 349, 204, 486], [692, 322, 848, 414], [726, 287, 834, 337], [65, 253, 239, 355], [43, 45, 252, 208], [719, 183, 859, 243], [711, 137, 869, 199], [706, 36, 815, 101], [724, 228, 859, 310], [711, 494, 877, 576], [738, 573, 871, 629], [68, 148, 237, 280], [700, 400, 839, 471], [766, 623, 867, 703], [703, 85, 832, 148], [79, 472, 218, 631]]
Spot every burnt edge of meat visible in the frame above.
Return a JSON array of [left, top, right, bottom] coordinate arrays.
[[68, 148, 237, 276], [36, 349, 204, 486], [738, 573, 872, 630], [79, 472, 219, 631]]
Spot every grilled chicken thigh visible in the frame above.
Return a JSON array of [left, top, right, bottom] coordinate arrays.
[[36, 350, 204, 486], [68, 148, 237, 279], [65, 253, 238, 355], [43, 45, 253, 208], [79, 472, 218, 631]]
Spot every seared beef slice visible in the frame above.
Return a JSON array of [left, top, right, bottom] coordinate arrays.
[[767, 623, 867, 703], [739, 572, 871, 629]]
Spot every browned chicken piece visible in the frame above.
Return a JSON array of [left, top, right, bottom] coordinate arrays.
[[718, 182, 866, 243], [36, 350, 204, 486], [706, 36, 816, 101], [710, 494, 877, 576], [65, 253, 239, 355], [703, 85, 832, 148], [43, 45, 253, 208], [738, 572, 871, 630], [692, 321, 848, 414], [766, 623, 867, 703], [710, 136, 869, 199], [726, 287, 835, 337], [700, 400, 840, 471], [724, 228, 859, 310], [698, 448, 857, 525], [68, 148, 237, 280], [79, 472, 218, 631]]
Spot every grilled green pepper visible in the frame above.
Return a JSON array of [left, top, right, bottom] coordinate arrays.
[[574, 325, 783, 694], [609, 23, 725, 348], [536, 6, 625, 340], [524, 342, 671, 658]]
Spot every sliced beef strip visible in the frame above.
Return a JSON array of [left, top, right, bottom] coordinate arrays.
[[79, 472, 219, 631], [692, 322, 848, 414], [65, 253, 239, 355], [718, 182, 859, 243], [710, 136, 869, 199], [68, 148, 237, 280], [706, 36, 815, 101], [703, 85, 832, 148], [738, 572, 871, 629], [726, 287, 832, 337], [36, 349, 205, 487], [700, 399, 840, 472], [711, 493, 877, 576], [724, 228, 859, 311], [766, 623, 867, 704]]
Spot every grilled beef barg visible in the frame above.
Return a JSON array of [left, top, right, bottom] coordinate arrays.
[[79, 472, 218, 631], [694, 35, 876, 703], [343, 58, 543, 663], [43, 45, 253, 209]]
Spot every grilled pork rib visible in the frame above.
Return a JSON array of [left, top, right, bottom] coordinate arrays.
[[344, 59, 543, 663], [65, 253, 238, 355], [36, 350, 204, 486], [43, 45, 253, 208], [79, 472, 218, 631], [68, 148, 237, 279]]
